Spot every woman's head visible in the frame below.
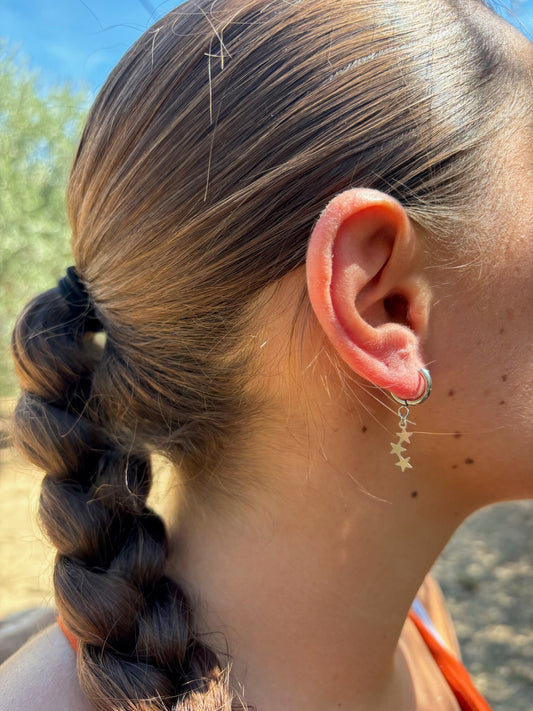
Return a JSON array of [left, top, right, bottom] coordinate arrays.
[[11, 0, 529, 708], [65, 0, 518, 480]]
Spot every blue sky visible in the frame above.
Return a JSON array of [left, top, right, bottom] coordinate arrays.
[[1, 0, 179, 93], [1, 0, 533, 95]]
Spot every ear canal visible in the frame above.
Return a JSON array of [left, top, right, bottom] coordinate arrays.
[[383, 293, 411, 327]]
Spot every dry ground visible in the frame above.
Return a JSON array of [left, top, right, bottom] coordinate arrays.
[[432, 500, 533, 710], [0, 441, 531, 710]]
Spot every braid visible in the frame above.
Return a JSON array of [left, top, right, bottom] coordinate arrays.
[[11, 286, 233, 710]]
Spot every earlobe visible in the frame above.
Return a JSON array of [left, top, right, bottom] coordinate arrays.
[[306, 189, 430, 401]]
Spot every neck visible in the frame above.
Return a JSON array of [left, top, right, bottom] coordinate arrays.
[[167, 406, 468, 711]]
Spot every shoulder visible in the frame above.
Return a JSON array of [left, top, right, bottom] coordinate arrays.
[[0, 623, 95, 711]]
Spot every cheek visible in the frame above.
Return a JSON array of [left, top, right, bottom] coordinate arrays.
[[421, 271, 533, 501], [432, 300, 509, 420], [431, 221, 533, 413]]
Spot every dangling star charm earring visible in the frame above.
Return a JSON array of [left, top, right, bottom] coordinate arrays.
[[390, 405, 413, 471], [389, 368, 432, 471]]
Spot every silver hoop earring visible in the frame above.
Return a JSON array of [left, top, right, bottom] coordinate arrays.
[[389, 368, 432, 471]]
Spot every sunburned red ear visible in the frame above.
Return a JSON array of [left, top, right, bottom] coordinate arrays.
[[306, 188, 431, 401]]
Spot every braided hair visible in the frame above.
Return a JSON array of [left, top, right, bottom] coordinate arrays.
[[12, 276, 232, 709]]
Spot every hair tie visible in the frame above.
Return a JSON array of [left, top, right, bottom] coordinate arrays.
[[57, 266, 102, 332]]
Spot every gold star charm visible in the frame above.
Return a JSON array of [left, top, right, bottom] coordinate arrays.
[[390, 441, 406, 456], [391, 405, 415, 470], [396, 427, 412, 444], [395, 456, 412, 472]]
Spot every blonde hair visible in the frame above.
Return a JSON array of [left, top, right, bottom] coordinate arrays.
[[12, 0, 515, 708]]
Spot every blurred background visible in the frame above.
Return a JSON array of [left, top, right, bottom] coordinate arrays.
[[0, 1, 532, 709]]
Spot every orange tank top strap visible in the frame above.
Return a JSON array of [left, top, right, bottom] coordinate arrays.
[[57, 615, 80, 653], [408, 610, 493, 711]]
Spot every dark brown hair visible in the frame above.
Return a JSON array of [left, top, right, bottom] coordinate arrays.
[[11, 0, 515, 708]]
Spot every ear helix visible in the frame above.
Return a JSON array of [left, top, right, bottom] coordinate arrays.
[[389, 368, 432, 471]]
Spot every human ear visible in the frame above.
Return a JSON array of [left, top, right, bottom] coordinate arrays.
[[306, 188, 431, 401]]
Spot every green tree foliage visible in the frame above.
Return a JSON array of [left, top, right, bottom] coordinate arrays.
[[0, 42, 88, 396]]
